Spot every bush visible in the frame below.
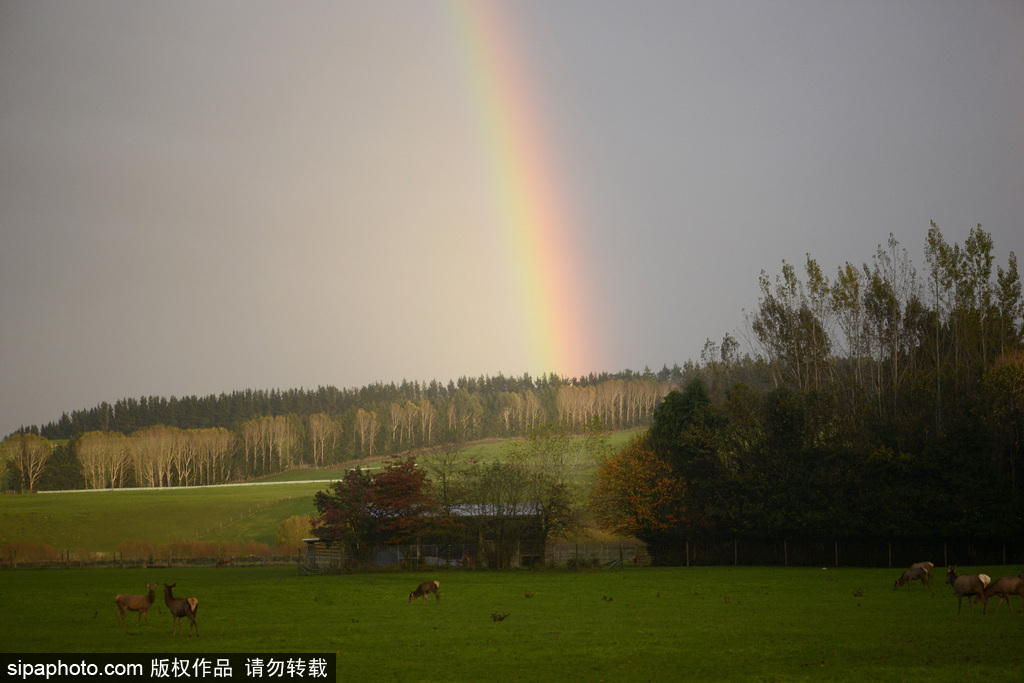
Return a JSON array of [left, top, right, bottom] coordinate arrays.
[[116, 539, 155, 561], [160, 539, 221, 559], [276, 515, 313, 549], [239, 540, 272, 558], [2, 541, 60, 564]]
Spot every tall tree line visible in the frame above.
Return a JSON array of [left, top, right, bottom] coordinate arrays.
[[595, 226, 1023, 563], [2, 374, 677, 490], [747, 226, 1021, 436]]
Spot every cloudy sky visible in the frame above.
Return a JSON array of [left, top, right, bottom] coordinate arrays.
[[2, 0, 1022, 436]]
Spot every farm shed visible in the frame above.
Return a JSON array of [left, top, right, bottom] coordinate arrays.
[[445, 503, 545, 569], [300, 503, 547, 572], [300, 538, 345, 574]]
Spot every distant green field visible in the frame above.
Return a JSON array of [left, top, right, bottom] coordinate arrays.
[[0, 431, 643, 554], [0, 482, 324, 552], [2, 565, 1022, 681]]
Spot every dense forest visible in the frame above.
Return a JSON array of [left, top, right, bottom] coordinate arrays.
[[592, 225, 1024, 560], [1, 369, 684, 491]]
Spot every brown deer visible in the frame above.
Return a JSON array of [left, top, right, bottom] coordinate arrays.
[[115, 582, 157, 626], [983, 574, 1024, 614], [945, 565, 990, 615], [409, 580, 441, 604], [894, 565, 931, 590], [216, 556, 235, 568], [163, 583, 199, 636], [909, 561, 934, 577]]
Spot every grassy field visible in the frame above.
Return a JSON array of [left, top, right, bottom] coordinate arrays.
[[1, 431, 643, 554], [1, 565, 1022, 681], [0, 482, 324, 552]]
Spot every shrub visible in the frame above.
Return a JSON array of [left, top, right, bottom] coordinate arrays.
[[3, 541, 60, 563], [276, 515, 313, 549], [117, 539, 155, 561], [160, 539, 220, 559], [239, 540, 272, 558]]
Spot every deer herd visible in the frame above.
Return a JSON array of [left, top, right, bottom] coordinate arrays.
[[892, 561, 1024, 615], [110, 560, 1021, 636], [113, 582, 199, 636]]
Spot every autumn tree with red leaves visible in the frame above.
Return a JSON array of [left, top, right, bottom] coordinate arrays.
[[312, 457, 436, 561]]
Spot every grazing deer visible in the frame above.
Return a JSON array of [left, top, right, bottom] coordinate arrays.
[[115, 583, 157, 627], [909, 561, 934, 578], [945, 565, 990, 615], [894, 566, 931, 590], [163, 583, 199, 636], [409, 580, 441, 604], [984, 574, 1024, 614], [216, 556, 235, 568]]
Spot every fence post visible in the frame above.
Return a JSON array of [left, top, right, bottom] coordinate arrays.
[[734, 539, 738, 566], [834, 540, 839, 568], [686, 539, 690, 567], [784, 539, 788, 566]]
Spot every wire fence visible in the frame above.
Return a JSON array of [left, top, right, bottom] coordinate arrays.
[[5, 537, 1022, 571], [668, 537, 1024, 568], [298, 540, 648, 574], [1, 548, 300, 570]]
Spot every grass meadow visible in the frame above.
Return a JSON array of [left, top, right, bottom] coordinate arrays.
[[2, 565, 1023, 681], [0, 430, 644, 556], [3, 432, 1022, 681], [0, 482, 324, 552]]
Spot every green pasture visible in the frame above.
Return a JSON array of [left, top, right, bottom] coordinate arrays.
[[1, 431, 643, 555], [0, 482, 324, 552], [2, 565, 1022, 681]]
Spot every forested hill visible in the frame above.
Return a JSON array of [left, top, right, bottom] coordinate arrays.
[[5, 225, 1022, 505], [23, 367, 696, 444]]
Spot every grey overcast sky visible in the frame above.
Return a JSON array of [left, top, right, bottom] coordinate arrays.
[[2, 0, 1023, 436]]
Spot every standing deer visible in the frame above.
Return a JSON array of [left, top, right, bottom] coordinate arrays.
[[163, 583, 199, 636], [409, 580, 441, 604], [115, 582, 157, 627], [945, 565, 990, 615]]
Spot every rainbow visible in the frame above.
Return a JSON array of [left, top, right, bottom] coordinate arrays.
[[447, 0, 596, 378]]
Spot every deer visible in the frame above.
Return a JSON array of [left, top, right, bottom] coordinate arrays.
[[409, 580, 441, 604], [115, 582, 157, 627], [894, 566, 931, 590], [909, 561, 934, 577], [163, 583, 199, 636], [983, 574, 1024, 614], [216, 556, 235, 568], [945, 565, 990, 615]]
